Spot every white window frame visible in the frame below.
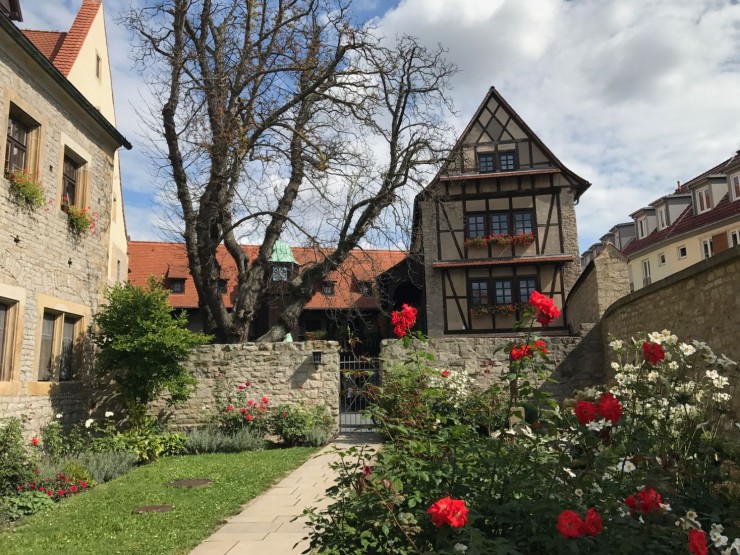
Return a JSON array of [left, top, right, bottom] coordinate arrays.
[[637, 217, 648, 239], [701, 238, 713, 260], [731, 174, 740, 202], [730, 229, 740, 248], [696, 186, 712, 214], [642, 259, 651, 287], [658, 252, 666, 266], [658, 208, 667, 230], [677, 245, 687, 259]]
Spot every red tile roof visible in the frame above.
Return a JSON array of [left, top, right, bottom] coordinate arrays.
[[21, 0, 101, 76], [128, 241, 408, 311], [432, 255, 574, 269], [621, 194, 740, 258]]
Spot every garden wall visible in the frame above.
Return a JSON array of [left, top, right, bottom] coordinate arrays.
[[149, 341, 340, 430], [381, 334, 601, 399]]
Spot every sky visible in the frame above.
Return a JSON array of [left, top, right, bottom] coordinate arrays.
[[19, 0, 740, 253]]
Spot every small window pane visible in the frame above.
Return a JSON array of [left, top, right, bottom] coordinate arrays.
[[63, 156, 79, 206], [513, 212, 533, 234], [490, 213, 509, 235], [470, 281, 489, 306], [478, 153, 494, 173], [499, 152, 516, 171], [0, 303, 7, 378], [272, 266, 288, 282], [5, 116, 29, 174], [518, 278, 536, 302], [169, 279, 185, 293], [466, 214, 486, 238], [38, 312, 55, 381], [494, 280, 513, 304], [322, 282, 334, 295], [59, 316, 77, 381]]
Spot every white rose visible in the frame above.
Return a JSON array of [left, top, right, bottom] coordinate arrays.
[[105, 411, 114, 418], [55, 413, 63, 419], [84, 418, 94, 428]]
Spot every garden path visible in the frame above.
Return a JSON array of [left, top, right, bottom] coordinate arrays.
[[190, 433, 383, 555]]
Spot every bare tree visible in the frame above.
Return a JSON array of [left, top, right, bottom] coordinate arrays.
[[123, 0, 456, 342]]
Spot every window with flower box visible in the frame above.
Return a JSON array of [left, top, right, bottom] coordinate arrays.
[[468, 277, 538, 316], [4, 104, 41, 181], [465, 213, 487, 239], [465, 210, 535, 241]]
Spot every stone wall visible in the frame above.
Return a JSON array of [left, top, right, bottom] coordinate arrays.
[[565, 244, 630, 333], [600, 246, 740, 368], [149, 341, 340, 430], [381, 334, 601, 399]]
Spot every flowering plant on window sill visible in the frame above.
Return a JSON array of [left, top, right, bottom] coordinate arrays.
[[67, 205, 98, 236], [510, 232, 535, 246], [464, 236, 487, 248], [470, 302, 530, 317], [7, 169, 45, 209], [464, 233, 535, 248]]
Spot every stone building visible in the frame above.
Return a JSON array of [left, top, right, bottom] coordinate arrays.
[[412, 87, 591, 336], [0, 0, 131, 425]]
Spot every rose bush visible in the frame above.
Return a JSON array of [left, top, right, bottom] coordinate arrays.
[[306, 294, 740, 554]]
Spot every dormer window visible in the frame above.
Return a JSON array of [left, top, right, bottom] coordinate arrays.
[[731, 174, 740, 202], [322, 282, 335, 296], [637, 217, 648, 239], [696, 186, 712, 214], [657, 207, 667, 230], [477, 153, 494, 173], [498, 151, 517, 171], [169, 279, 185, 294]]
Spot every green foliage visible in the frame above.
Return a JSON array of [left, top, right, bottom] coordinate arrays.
[[0, 491, 54, 523], [73, 451, 138, 483], [212, 376, 272, 436], [66, 205, 97, 235], [60, 459, 95, 485], [93, 278, 210, 412], [183, 426, 266, 454], [99, 418, 185, 463], [7, 169, 45, 209], [40, 420, 65, 462], [0, 418, 35, 497], [271, 405, 334, 447]]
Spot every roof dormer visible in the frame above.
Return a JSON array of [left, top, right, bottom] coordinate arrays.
[[629, 207, 656, 241]]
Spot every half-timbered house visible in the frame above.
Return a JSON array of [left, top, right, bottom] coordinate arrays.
[[413, 87, 590, 336]]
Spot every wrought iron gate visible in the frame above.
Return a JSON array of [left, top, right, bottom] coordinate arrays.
[[339, 353, 380, 432]]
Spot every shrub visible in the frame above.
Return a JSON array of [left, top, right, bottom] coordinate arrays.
[[271, 405, 334, 447], [0, 418, 35, 496], [0, 491, 54, 523], [60, 459, 95, 485], [74, 451, 137, 483], [183, 427, 266, 454], [212, 376, 272, 436]]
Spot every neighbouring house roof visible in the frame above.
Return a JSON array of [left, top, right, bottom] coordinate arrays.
[[682, 156, 734, 189], [621, 193, 740, 258], [128, 241, 408, 311], [21, 0, 100, 77]]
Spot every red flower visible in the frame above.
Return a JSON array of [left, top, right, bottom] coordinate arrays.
[[281, 411, 287, 417], [556, 510, 584, 539], [362, 465, 372, 477], [427, 497, 469, 528], [574, 401, 597, 425], [80, 481, 87, 488], [510, 344, 534, 361], [237, 384, 245, 390], [529, 291, 561, 325], [391, 304, 417, 338], [441, 370, 450, 378], [688, 529, 707, 555], [39, 486, 45, 492], [17, 485, 22, 491], [596, 392, 622, 425], [624, 495, 638, 513], [240, 407, 247, 414], [70, 485, 77, 493], [246, 414, 253, 421], [631, 488, 663, 514], [583, 508, 603, 537], [31, 437, 39, 446], [642, 342, 665, 365], [46, 490, 53, 496], [245, 381, 251, 387], [534, 339, 548, 354], [35, 468, 40, 475], [261, 396, 269, 404], [57, 489, 65, 496], [226, 404, 235, 412]]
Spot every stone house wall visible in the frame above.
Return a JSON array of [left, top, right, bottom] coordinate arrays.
[[0, 29, 120, 433], [149, 341, 340, 430]]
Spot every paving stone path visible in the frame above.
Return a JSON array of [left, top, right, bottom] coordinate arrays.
[[190, 433, 383, 555]]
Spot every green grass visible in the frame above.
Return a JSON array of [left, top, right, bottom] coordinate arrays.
[[0, 448, 317, 555]]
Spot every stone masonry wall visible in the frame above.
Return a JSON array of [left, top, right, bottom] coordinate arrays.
[[0, 31, 118, 435], [381, 334, 601, 399], [149, 341, 340, 430]]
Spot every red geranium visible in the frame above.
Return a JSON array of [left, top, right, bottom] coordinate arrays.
[[688, 529, 707, 555], [583, 508, 603, 537], [534, 339, 548, 354], [427, 497, 469, 528], [574, 400, 597, 425], [31, 437, 39, 446], [596, 392, 622, 425], [529, 291, 561, 325], [261, 396, 269, 404], [510, 344, 534, 361], [642, 342, 665, 365], [246, 414, 253, 421], [441, 370, 450, 378], [391, 304, 417, 338], [240, 407, 247, 414], [556, 510, 584, 539]]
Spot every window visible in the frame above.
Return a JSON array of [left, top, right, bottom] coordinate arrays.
[[637, 218, 648, 239], [677, 245, 687, 259], [642, 260, 651, 287], [0, 301, 11, 381], [272, 265, 288, 282], [38, 311, 81, 382], [513, 211, 533, 234], [62, 155, 80, 206], [518, 277, 537, 302], [658, 208, 667, 230], [218, 279, 228, 294], [322, 282, 335, 296], [696, 187, 712, 214], [730, 230, 740, 248], [5, 114, 29, 175], [731, 174, 740, 202], [658, 252, 666, 266], [95, 53, 102, 79], [490, 213, 509, 235], [359, 282, 373, 296], [494, 279, 513, 305], [701, 238, 713, 260], [478, 153, 494, 173], [466, 213, 486, 238], [169, 279, 185, 293], [498, 151, 517, 171], [470, 280, 489, 306]]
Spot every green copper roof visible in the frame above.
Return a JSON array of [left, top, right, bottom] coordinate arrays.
[[270, 240, 297, 264]]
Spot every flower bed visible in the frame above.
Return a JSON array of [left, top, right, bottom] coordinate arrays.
[[306, 295, 740, 554]]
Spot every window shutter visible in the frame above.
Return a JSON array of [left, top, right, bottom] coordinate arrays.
[[712, 232, 729, 254]]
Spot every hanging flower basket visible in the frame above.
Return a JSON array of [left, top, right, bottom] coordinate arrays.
[[67, 206, 98, 236], [7, 169, 45, 209]]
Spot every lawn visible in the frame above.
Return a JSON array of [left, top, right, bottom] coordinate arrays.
[[0, 447, 317, 555]]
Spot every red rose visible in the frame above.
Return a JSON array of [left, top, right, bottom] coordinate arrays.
[[31, 437, 39, 446], [529, 291, 561, 325], [248, 400, 255, 406], [237, 384, 245, 390], [70, 485, 77, 493], [636, 488, 662, 514], [35, 468, 40, 475], [624, 495, 638, 513], [226, 404, 235, 412], [362, 465, 372, 477], [17, 485, 22, 491], [556, 510, 584, 539], [441, 370, 450, 378], [642, 342, 665, 365], [427, 497, 468, 528], [510, 344, 533, 361], [57, 489, 65, 496], [240, 407, 247, 414], [596, 392, 622, 425], [261, 396, 269, 404], [574, 401, 597, 425], [688, 529, 707, 555], [46, 490, 53, 496], [391, 304, 417, 338], [246, 414, 253, 421], [80, 481, 87, 488], [282, 411, 287, 417], [583, 508, 603, 537]]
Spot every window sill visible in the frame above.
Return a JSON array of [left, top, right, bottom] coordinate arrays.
[[0, 381, 22, 396]]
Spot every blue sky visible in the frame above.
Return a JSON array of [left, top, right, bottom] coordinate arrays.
[[19, 0, 740, 252]]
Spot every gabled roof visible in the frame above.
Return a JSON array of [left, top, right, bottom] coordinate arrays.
[[422, 87, 591, 201], [21, 0, 101, 77], [128, 241, 407, 311]]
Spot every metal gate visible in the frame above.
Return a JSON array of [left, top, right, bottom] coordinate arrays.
[[339, 353, 380, 432]]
